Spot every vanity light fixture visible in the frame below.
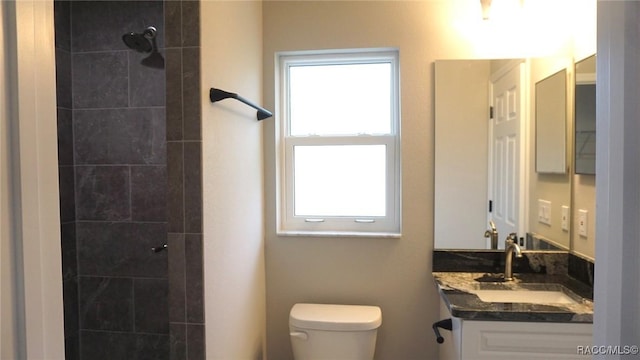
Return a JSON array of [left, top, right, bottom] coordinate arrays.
[[480, 0, 492, 20]]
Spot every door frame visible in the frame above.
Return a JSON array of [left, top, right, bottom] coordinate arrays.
[[1, 1, 64, 358]]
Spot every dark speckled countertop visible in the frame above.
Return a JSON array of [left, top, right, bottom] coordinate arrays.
[[434, 272, 593, 323], [433, 250, 594, 323]]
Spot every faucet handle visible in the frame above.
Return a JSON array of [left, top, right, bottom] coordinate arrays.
[[506, 232, 518, 243], [489, 220, 496, 232]]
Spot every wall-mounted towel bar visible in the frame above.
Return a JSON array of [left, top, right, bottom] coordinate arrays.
[[209, 88, 273, 121]]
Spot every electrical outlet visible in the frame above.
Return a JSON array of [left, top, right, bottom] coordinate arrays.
[[578, 209, 588, 237], [561, 205, 569, 231], [538, 199, 551, 225]]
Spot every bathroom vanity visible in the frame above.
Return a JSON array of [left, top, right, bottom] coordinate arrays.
[[432, 251, 594, 360], [432, 54, 597, 359]]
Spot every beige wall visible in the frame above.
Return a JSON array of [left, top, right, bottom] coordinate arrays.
[[263, 3, 448, 358], [262, 2, 508, 359], [526, 20, 597, 258], [434, 60, 490, 249], [201, 2, 266, 359], [527, 56, 573, 249]]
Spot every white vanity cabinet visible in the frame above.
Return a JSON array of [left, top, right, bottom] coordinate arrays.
[[438, 299, 593, 360]]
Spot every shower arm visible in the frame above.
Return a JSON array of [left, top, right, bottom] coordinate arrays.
[[209, 88, 273, 121]]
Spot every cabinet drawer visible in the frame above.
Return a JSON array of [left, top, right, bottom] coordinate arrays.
[[461, 320, 592, 360]]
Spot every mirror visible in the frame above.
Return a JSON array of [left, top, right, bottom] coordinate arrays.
[[535, 69, 567, 174], [434, 58, 573, 251], [574, 55, 596, 175], [571, 54, 596, 260]]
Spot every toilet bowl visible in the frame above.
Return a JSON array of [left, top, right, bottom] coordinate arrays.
[[289, 303, 382, 360]]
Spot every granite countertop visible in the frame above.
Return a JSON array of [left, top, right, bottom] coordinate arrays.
[[434, 271, 594, 323]]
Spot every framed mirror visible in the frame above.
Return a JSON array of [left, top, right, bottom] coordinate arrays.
[[535, 69, 568, 174], [574, 55, 596, 175]]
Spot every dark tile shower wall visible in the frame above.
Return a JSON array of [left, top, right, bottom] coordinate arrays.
[[164, 1, 205, 359], [55, 1, 78, 359], [72, 1, 169, 359], [55, 1, 203, 359]]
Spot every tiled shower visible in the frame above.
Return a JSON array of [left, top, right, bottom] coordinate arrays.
[[55, 1, 203, 359]]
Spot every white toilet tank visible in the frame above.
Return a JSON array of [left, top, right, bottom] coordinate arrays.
[[289, 303, 382, 360]]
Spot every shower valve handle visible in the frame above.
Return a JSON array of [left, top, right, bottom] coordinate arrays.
[[151, 244, 167, 253]]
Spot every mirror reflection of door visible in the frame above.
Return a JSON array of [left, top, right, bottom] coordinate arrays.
[[488, 63, 526, 249], [575, 55, 596, 175]]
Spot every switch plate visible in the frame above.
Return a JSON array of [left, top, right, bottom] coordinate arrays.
[[538, 199, 551, 225], [578, 209, 588, 237], [561, 205, 569, 231]]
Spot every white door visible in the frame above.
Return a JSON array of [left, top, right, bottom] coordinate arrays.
[[488, 63, 525, 248]]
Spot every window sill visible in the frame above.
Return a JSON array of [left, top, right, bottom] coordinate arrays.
[[276, 230, 401, 238]]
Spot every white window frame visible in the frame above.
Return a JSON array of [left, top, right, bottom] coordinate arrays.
[[276, 49, 401, 237]]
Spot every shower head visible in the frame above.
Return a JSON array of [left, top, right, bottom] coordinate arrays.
[[122, 26, 157, 53]]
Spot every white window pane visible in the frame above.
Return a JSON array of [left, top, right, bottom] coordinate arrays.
[[294, 145, 386, 217], [289, 63, 392, 136]]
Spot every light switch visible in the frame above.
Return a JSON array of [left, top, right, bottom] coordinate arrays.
[[538, 199, 551, 225], [578, 209, 588, 237], [561, 205, 569, 231]]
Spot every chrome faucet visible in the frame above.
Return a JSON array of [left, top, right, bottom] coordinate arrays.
[[504, 233, 522, 281], [483, 220, 498, 249]]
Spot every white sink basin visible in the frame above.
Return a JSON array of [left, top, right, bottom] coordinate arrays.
[[471, 289, 578, 304]]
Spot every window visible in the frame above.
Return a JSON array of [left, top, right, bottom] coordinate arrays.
[[277, 49, 401, 236]]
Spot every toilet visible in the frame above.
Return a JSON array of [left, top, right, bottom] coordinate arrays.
[[289, 303, 382, 360]]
